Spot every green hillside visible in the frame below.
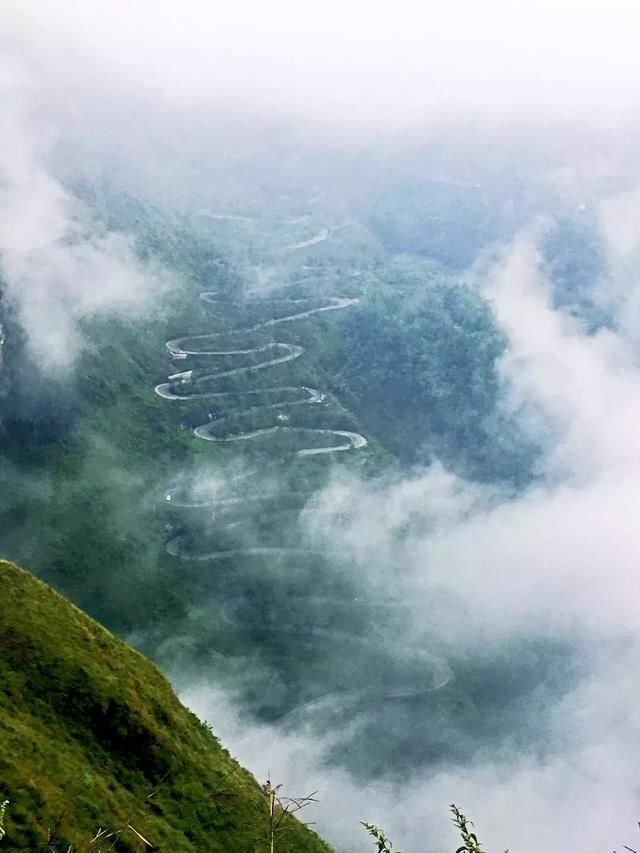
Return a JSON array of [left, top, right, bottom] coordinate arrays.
[[0, 559, 332, 852]]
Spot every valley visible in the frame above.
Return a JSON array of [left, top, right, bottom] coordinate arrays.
[[0, 134, 598, 851], [151, 216, 456, 759]]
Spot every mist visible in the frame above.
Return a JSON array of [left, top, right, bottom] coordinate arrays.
[[0, 60, 167, 372], [3, 2, 640, 852], [6, 0, 640, 129], [178, 232, 640, 852]]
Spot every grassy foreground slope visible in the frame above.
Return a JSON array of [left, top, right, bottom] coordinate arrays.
[[0, 559, 332, 852]]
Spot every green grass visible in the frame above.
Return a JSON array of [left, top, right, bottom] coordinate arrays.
[[0, 559, 332, 852]]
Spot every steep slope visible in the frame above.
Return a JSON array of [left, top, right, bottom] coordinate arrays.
[[0, 559, 332, 852]]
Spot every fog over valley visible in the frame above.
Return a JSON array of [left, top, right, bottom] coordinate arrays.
[[2, 2, 640, 851]]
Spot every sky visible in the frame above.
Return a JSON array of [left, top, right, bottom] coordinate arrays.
[[4, 0, 640, 130]]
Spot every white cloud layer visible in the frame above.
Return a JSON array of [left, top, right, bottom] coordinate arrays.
[[0, 60, 164, 372], [4, 0, 640, 128], [180, 235, 640, 852], [3, 2, 640, 847]]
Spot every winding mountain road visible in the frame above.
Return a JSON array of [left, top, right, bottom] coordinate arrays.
[[154, 223, 453, 706], [155, 294, 366, 454]]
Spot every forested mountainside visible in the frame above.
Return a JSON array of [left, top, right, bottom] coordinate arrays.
[[4, 2, 640, 849], [0, 170, 600, 849], [0, 558, 331, 852]]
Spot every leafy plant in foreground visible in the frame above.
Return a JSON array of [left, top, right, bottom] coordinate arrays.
[[361, 820, 403, 852], [362, 803, 499, 853], [0, 800, 8, 842], [450, 803, 484, 853]]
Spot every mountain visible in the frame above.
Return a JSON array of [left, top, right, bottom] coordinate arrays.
[[0, 192, 572, 791], [0, 558, 332, 852], [0, 184, 586, 850]]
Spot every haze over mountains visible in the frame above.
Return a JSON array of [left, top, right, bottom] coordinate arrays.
[[3, 2, 640, 851]]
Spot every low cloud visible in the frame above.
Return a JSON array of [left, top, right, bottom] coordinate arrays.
[[5, 1, 640, 131], [182, 670, 640, 853], [3, 3, 640, 847], [0, 62, 165, 373], [177, 233, 640, 852]]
